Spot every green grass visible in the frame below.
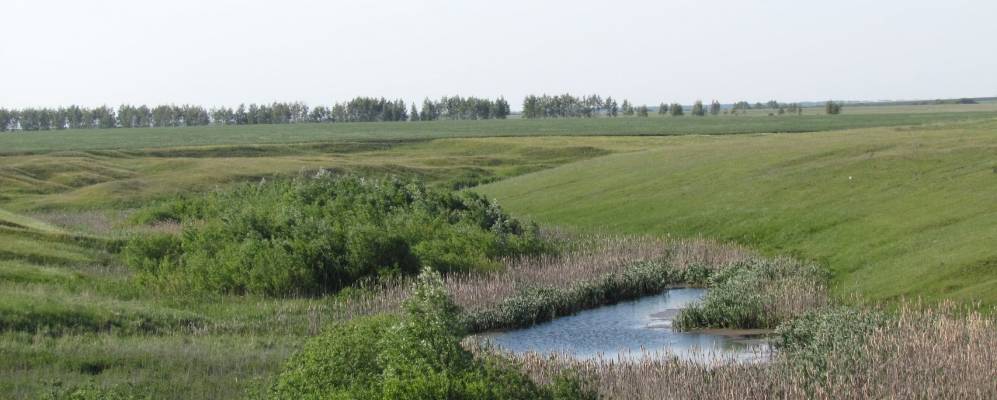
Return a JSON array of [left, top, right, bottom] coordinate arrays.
[[3, 111, 996, 154], [479, 117, 997, 306], [3, 108, 997, 397], [0, 136, 665, 211]]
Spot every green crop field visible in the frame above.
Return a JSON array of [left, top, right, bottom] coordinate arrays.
[[479, 117, 997, 306], [3, 110, 996, 155]]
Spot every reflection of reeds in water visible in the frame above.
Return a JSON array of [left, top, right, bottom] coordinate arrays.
[[332, 235, 754, 321], [502, 303, 997, 399]]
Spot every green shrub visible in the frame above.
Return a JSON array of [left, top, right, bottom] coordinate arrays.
[[775, 308, 885, 374], [124, 176, 546, 296], [269, 314, 398, 399], [270, 268, 589, 399], [674, 259, 828, 330]]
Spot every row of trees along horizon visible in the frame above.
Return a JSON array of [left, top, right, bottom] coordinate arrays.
[[0, 95, 835, 132]]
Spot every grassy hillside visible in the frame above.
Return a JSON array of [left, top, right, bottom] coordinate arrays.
[[0, 136, 668, 211], [3, 111, 996, 155], [479, 117, 997, 306]]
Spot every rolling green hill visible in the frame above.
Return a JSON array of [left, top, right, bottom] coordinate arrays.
[[479, 118, 997, 305]]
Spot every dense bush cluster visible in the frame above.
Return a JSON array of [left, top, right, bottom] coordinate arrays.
[[269, 269, 593, 399], [123, 176, 545, 296], [674, 259, 829, 330]]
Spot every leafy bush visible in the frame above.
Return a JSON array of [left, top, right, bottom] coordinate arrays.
[[124, 176, 545, 296], [270, 268, 593, 399], [674, 259, 828, 330]]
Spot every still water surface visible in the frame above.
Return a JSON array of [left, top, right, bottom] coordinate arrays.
[[480, 288, 770, 362]]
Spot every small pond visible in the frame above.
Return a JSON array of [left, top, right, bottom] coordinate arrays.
[[478, 288, 771, 363]]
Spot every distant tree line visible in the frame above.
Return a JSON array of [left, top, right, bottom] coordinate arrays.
[[521, 94, 696, 119], [416, 96, 510, 121], [0, 96, 510, 132], [521, 94, 619, 118], [520, 94, 813, 119], [729, 100, 805, 116]]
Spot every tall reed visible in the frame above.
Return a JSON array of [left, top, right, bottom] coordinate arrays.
[[503, 303, 997, 399], [330, 235, 754, 326]]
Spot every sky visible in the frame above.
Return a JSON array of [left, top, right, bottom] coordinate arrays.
[[2, 0, 996, 109]]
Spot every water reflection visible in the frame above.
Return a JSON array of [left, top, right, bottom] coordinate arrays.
[[479, 288, 770, 363]]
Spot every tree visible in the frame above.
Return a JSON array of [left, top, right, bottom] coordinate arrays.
[[492, 96, 510, 119], [670, 103, 684, 116], [309, 106, 330, 123], [658, 103, 668, 115], [409, 104, 419, 121], [691, 100, 705, 116], [234, 104, 249, 125], [605, 97, 618, 117], [211, 107, 235, 125], [710, 100, 721, 116], [621, 99, 634, 116], [0, 108, 11, 132], [93, 106, 117, 129], [825, 101, 842, 115], [0, 109, 12, 132], [636, 105, 649, 117]]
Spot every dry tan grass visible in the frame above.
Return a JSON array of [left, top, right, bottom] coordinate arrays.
[[331, 235, 754, 321], [504, 303, 997, 399]]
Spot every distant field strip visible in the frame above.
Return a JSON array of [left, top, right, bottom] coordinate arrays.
[[2, 111, 996, 154]]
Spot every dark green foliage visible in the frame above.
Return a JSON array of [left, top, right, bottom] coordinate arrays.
[[522, 93, 612, 118], [418, 96, 509, 121], [775, 308, 885, 381], [674, 259, 828, 330], [124, 176, 544, 296], [269, 314, 399, 399], [621, 100, 634, 116], [669, 103, 684, 116], [691, 100, 706, 116], [777, 308, 884, 360], [825, 101, 843, 115], [270, 269, 590, 399]]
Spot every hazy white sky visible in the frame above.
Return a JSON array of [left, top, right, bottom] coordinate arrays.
[[3, 0, 996, 108]]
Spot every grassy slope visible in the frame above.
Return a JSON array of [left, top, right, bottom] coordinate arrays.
[[2, 111, 996, 154], [0, 136, 664, 211], [479, 118, 997, 306]]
